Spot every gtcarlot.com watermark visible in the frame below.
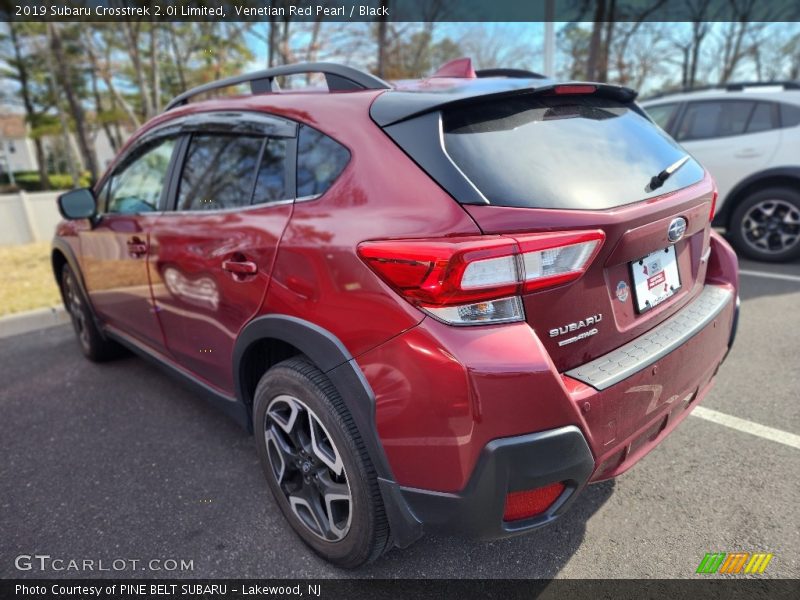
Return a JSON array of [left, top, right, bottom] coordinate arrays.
[[14, 554, 194, 573]]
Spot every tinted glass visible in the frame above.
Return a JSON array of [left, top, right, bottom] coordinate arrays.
[[107, 138, 176, 214], [178, 134, 262, 211], [645, 103, 679, 131], [253, 138, 289, 204], [675, 101, 755, 140], [780, 102, 800, 127], [746, 102, 777, 133], [442, 95, 704, 210], [296, 126, 350, 198]]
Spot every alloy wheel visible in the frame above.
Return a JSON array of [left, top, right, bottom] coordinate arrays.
[[264, 395, 352, 541], [64, 270, 90, 350], [740, 199, 800, 255]]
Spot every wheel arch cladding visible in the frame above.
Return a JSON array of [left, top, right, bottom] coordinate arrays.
[[51, 248, 68, 303], [715, 167, 800, 228], [51, 240, 95, 322], [232, 314, 424, 548]]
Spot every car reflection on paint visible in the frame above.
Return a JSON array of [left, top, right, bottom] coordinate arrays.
[[162, 265, 220, 311]]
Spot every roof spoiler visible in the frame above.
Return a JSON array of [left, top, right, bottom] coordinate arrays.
[[371, 81, 638, 127]]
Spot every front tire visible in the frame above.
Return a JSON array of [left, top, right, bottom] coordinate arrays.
[[728, 187, 800, 262], [61, 265, 120, 362], [253, 357, 391, 568]]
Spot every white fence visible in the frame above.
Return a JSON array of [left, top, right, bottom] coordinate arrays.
[[0, 191, 64, 246]]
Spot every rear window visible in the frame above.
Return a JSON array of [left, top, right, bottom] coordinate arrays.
[[442, 95, 704, 210]]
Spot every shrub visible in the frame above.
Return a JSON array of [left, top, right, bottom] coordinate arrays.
[[0, 172, 91, 192]]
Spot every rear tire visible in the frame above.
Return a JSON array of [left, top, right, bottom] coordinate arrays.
[[728, 187, 800, 262], [253, 357, 391, 568], [61, 264, 120, 362]]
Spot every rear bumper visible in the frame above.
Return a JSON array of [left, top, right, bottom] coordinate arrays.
[[400, 426, 594, 539], [395, 285, 736, 539]]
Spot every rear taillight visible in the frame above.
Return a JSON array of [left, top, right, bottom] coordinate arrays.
[[358, 230, 604, 325]]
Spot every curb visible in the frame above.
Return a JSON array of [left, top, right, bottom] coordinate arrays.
[[0, 305, 70, 340]]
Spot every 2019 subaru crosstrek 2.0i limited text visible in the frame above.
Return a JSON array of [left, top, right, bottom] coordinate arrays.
[[53, 59, 739, 567]]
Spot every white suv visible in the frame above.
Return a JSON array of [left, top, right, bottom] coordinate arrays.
[[641, 83, 800, 262]]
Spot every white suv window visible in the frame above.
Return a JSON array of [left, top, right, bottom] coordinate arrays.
[[646, 103, 679, 131], [675, 101, 756, 141], [780, 102, 800, 128], [745, 102, 778, 134]]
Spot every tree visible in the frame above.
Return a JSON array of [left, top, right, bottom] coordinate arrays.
[[1, 22, 51, 188], [47, 23, 98, 181], [459, 24, 541, 72]]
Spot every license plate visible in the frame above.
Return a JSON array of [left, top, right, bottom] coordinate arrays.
[[630, 246, 681, 313]]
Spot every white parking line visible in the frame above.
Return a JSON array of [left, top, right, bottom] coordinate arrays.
[[691, 406, 800, 450], [739, 269, 800, 283]]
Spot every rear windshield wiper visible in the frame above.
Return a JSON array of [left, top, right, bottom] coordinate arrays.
[[646, 155, 690, 193]]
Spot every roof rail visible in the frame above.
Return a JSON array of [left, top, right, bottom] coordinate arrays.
[[476, 68, 546, 80], [645, 80, 800, 100], [725, 80, 800, 91], [164, 62, 391, 111]]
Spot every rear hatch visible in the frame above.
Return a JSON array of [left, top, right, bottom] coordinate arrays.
[[376, 83, 715, 371]]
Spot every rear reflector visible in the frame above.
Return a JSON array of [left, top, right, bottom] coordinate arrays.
[[503, 482, 566, 521], [358, 230, 604, 325]]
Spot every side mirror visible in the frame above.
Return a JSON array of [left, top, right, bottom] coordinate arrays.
[[57, 188, 96, 220]]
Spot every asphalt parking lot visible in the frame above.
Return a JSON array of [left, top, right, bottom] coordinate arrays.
[[1, 258, 798, 580]]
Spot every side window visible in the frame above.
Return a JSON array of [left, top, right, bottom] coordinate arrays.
[[675, 101, 755, 141], [746, 102, 778, 134], [177, 134, 263, 211], [107, 138, 176, 214], [296, 125, 350, 198], [252, 138, 290, 205], [645, 103, 679, 132], [780, 102, 800, 128]]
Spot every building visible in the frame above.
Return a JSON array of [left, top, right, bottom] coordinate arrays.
[[0, 111, 124, 183]]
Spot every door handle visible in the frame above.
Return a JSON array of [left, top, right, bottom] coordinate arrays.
[[222, 258, 258, 275], [734, 149, 760, 159], [127, 237, 148, 257]]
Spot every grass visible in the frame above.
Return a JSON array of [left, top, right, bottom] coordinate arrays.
[[0, 242, 62, 316]]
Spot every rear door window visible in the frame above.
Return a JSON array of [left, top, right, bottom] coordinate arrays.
[[177, 134, 263, 211], [745, 102, 778, 133], [442, 95, 704, 210], [780, 102, 800, 128], [675, 100, 755, 141]]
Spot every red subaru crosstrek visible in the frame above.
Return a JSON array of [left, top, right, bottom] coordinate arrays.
[[53, 59, 739, 567]]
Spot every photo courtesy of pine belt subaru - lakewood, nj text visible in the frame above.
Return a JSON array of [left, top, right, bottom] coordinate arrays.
[[52, 58, 740, 568]]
